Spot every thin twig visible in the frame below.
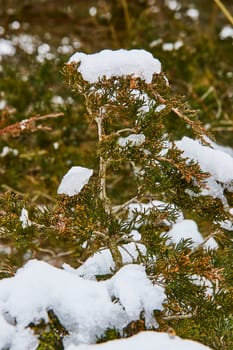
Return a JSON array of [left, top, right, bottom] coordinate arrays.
[[154, 90, 209, 143], [213, 0, 233, 26], [113, 128, 136, 136], [32, 191, 57, 203], [212, 127, 233, 132], [1, 184, 25, 196], [95, 116, 108, 205], [163, 306, 198, 321], [37, 247, 56, 257], [189, 229, 221, 256], [171, 107, 208, 143], [120, 0, 132, 35], [119, 244, 135, 261], [0, 113, 63, 136], [163, 313, 193, 321], [56, 250, 74, 258], [200, 86, 222, 119], [200, 86, 215, 101], [93, 230, 109, 240], [112, 195, 140, 214]]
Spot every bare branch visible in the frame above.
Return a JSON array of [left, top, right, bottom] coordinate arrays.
[[163, 313, 193, 321], [163, 307, 198, 321], [112, 195, 140, 214], [213, 0, 233, 26], [0, 112, 64, 137]]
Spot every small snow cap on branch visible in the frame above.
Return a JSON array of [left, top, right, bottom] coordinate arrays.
[[68, 49, 162, 83], [176, 136, 233, 184], [19, 208, 32, 229], [57, 166, 93, 196]]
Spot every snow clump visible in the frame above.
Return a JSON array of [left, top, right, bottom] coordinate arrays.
[[68, 49, 161, 83], [0, 260, 165, 349], [118, 133, 146, 148], [66, 331, 212, 350], [176, 136, 233, 206], [0, 39, 16, 58], [57, 166, 93, 196], [73, 241, 146, 279], [219, 25, 233, 40], [167, 219, 218, 249]]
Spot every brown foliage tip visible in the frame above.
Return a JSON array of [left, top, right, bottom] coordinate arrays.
[[0, 113, 64, 137]]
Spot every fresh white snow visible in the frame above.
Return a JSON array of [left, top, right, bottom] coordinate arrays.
[[167, 219, 218, 249], [57, 166, 93, 196], [219, 25, 233, 40], [68, 49, 161, 83], [73, 241, 146, 279], [19, 208, 32, 229], [0, 39, 16, 58], [0, 260, 212, 349], [162, 40, 183, 51], [127, 202, 217, 250], [12, 34, 37, 55], [176, 137, 233, 184], [127, 200, 184, 228], [0, 46, 229, 350], [0, 260, 165, 349], [66, 331, 212, 350], [186, 8, 199, 21], [165, 0, 181, 11], [0, 146, 18, 157], [206, 137, 233, 157], [176, 136, 233, 206], [155, 104, 166, 113], [130, 89, 156, 114], [0, 100, 7, 110], [118, 133, 146, 148]]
